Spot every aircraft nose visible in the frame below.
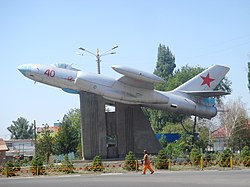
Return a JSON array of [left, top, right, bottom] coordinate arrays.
[[18, 64, 28, 76]]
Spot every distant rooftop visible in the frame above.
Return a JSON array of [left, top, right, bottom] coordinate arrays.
[[212, 126, 227, 139], [0, 138, 9, 151]]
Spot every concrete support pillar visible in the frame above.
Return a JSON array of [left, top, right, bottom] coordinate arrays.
[[79, 92, 107, 160], [116, 103, 161, 157], [79, 92, 161, 160]]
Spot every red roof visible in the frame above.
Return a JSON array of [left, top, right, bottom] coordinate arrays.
[[212, 126, 227, 139]]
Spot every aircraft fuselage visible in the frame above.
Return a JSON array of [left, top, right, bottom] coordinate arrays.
[[18, 64, 222, 119]]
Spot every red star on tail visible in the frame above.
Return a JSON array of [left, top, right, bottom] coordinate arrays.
[[200, 73, 215, 87]]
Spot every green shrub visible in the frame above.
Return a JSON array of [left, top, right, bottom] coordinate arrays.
[[243, 156, 250, 167], [59, 154, 74, 174], [20, 158, 30, 166], [91, 155, 104, 172], [219, 148, 232, 167], [124, 151, 136, 171], [4, 161, 20, 177], [155, 150, 168, 169], [240, 146, 250, 162], [30, 156, 46, 175], [13, 160, 21, 171], [189, 148, 201, 166]]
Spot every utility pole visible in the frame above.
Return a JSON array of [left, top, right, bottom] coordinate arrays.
[[33, 120, 36, 155]]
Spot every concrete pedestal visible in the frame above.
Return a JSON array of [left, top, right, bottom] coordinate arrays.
[[79, 92, 161, 160], [79, 92, 107, 160]]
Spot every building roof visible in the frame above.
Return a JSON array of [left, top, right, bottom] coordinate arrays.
[[36, 126, 60, 133], [0, 138, 9, 151], [4, 139, 35, 143], [212, 126, 227, 139]]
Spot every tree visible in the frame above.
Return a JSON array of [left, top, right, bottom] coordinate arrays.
[[7, 117, 34, 139], [230, 116, 250, 151], [146, 65, 206, 132], [35, 124, 54, 163], [164, 132, 191, 158], [165, 65, 204, 91], [144, 44, 176, 132], [248, 62, 250, 91], [154, 44, 176, 89], [54, 112, 80, 155], [66, 108, 81, 130], [64, 108, 81, 157], [219, 97, 249, 150]]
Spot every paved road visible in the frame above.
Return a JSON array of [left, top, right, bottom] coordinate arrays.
[[1, 170, 250, 187]]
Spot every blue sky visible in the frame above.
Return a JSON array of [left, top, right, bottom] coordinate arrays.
[[1, 0, 250, 138]]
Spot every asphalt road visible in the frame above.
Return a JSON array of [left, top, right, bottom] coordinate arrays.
[[1, 170, 250, 187]]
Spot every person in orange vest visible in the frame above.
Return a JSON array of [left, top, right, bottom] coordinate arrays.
[[142, 150, 154, 174]]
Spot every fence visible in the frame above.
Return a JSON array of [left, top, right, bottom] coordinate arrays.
[[1, 156, 249, 177]]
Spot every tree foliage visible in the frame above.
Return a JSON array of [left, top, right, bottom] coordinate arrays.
[[147, 43, 232, 138], [219, 148, 232, 167], [164, 133, 190, 158], [154, 44, 176, 90], [146, 65, 206, 132], [219, 97, 249, 150], [189, 147, 201, 166], [154, 44, 176, 78], [230, 116, 250, 151], [30, 155, 46, 175], [35, 124, 54, 163], [248, 62, 250, 91], [240, 146, 250, 162], [7, 117, 34, 139], [53, 109, 80, 155], [165, 65, 204, 91]]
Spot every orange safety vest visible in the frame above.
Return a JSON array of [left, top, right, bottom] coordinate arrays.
[[144, 154, 150, 165]]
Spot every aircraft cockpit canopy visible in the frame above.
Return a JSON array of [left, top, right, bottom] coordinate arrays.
[[52, 63, 79, 71]]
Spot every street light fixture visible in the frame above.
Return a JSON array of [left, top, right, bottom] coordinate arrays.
[[78, 45, 118, 74]]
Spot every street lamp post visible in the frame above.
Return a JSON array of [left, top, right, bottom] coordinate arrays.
[[78, 45, 118, 74]]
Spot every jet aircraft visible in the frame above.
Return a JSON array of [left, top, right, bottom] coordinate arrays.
[[18, 63, 230, 119]]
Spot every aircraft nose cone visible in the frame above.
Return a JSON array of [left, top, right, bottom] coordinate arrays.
[[18, 64, 28, 76]]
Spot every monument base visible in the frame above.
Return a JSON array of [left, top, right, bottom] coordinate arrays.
[[80, 92, 161, 160]]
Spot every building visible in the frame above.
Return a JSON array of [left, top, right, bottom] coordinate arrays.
[[5, 139, 35, 159], [211, 126, 227, 152], [36, 123, 60, 135], [0, 138, 9, 164], [36, 126, 60, 134]]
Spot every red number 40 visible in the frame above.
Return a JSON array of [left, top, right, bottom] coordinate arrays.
[[44, 69, 55, 77]]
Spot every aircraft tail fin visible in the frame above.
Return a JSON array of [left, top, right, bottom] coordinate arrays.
[[174, 65, 230, 92]]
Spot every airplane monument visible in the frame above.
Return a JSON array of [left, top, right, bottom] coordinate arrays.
[[18, 63, 230, 159]]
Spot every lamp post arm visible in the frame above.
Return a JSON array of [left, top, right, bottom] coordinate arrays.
[[100, 52, 116, 57], [78, 47, 96, 56]]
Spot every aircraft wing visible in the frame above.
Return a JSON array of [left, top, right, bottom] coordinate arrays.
[[112, 65, 165, 89], [182, 90, 230, 97]]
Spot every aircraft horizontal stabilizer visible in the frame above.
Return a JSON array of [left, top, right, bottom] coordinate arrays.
[[182, 90, 230, 97]]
